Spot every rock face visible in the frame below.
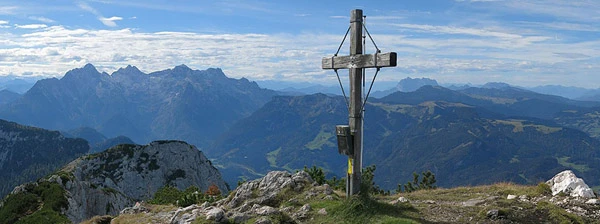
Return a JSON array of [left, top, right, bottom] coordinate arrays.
[[3, 140, 227, 223], [546, 170, 595, 198]]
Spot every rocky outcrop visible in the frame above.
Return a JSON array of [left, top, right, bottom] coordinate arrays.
[[225, 171, 313, 208], [546, 170, 595, 198], [165, 170, 320, 224], [3, 140, 227, 223]]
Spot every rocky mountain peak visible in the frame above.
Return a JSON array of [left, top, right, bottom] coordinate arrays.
[[397, 77, 439, 92], [113, 65, 144, 76], [61, 63, 107, 83], [2, 140, 227, 223], [174, 64, 191, 70], [482, 82, 512, 89]]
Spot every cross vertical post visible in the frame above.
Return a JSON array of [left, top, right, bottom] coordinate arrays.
[[322, 9, 397, 197], [348, 9, 363, 196]]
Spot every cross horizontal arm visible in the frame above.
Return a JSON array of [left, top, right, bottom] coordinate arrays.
[[322, 52, 397, 70]]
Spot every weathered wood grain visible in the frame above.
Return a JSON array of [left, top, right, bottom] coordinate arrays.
[[321, 52, 397, 69]]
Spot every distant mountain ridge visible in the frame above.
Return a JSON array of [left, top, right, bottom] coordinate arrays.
[[62, 127, 135, 153], [0, 64, 277, 149], [0, 119, 89, 198], [0, 76, 36, 94], [372, 77, 439, 98], [211, 86, 600, 190], [0, 89, 20, 105]]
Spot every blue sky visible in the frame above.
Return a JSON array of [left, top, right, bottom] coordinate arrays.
[[0, 0, 599, 87]]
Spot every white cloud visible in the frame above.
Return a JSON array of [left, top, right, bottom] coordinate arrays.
[[0, 6, 18, 15], [14, 24, 48, 29], [0, 20, 8, 25], [1, 0, 600, 88], [77, 1, 98, 14], [99, 16, 122, 27], [77, 1, 121, 27], [28, 16, 55, 23], [394, 23, 523, 39]]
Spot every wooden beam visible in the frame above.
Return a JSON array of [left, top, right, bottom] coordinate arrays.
[[322, 52, 397, 70]]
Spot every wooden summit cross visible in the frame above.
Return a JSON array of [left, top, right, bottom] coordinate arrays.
[[322, 9, 397, 197]]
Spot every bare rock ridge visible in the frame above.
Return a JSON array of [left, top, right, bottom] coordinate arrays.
[[2, 140, 227, 223]]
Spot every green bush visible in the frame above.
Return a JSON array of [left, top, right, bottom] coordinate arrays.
[[149, 185, 182, 205], [535, 182, 552, 196], [0, 192, 40, 224], [0, 181, 69, 224], [398, 171, 437, 193], [149, 185, 222, 207], [15, 209, 70, 224], [303, 166, 326, 185], [326, 176, 345, 191]]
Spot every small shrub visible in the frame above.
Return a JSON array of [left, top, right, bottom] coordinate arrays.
[[535, 182, 552, 196], [205, 184, 221, 196], [304, 166, 326, 185], [326, 176, 345, 191], [399, 171, 437, 193], [149, 185, 182, 205], [149, 185, 221, 207]]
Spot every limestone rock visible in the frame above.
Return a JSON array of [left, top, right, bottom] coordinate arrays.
[[225, 171, 314, 208], [255, 217, 272, 224], [170, 204, 201, 224], [299, 203, 311, 212], [390, 196, 409, 205], [323, 184, 333, 195], [424, 200, 436, 204], [462, 198, 485, 207], [318, 208, 327, 215], [255, 205, 279, 216], [120, 202, 150, 215], [507, 194, 517, 200], [486, 209, 499, 220], [546, 170, 595, 198], [231, 212, 250, 223], [205, 207, 225, 222], [293, 204, 312, 220], [586, 199, 600, 205]]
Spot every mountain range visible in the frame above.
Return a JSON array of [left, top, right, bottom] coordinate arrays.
[[210, 85, 600, 190], [0, 64, 276, 149], [3, 64, 600, 193]]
